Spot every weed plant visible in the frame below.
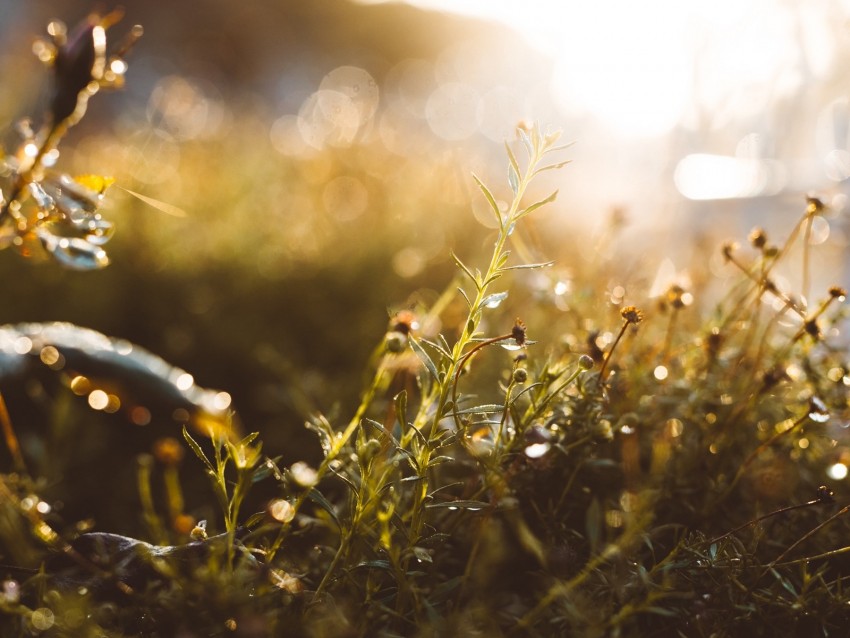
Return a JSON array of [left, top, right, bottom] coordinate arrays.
[[2, 11, 850, 638]]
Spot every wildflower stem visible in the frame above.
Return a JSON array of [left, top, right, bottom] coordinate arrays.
[[404, 131, 559, 546], [763, 502, 850, 578], [0, 392, 25, 474], [450, 331, 517, 432], [708, 496, 831, 546]]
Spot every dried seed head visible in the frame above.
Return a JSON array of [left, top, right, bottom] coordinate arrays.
[[390, 310, 418, 335], [816, 485, 835, 504], [512, 367, 528, 384], [761, 366, 790, 392], [666, 284, 688, 310], [190, 519, 208, 541], [511, 318, 528, 346], [829, 286, 847, 300], [806, 196, 825, 216], [620, 306, 644, 325], [748, 227, 767, 249], [804, 319, 821, 340], [578, 354, 595, 370], [705, 328, 723, 356], [721, 242, 737, 262], [384, 331, 408, 354]]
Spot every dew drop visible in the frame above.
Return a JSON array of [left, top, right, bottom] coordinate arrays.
[[2, 580, 20, 603], [500, 343, 523, 351], [83, 218, 115, 245], [808, 396, 830, 423], [37, 228, 109, 270], [484, 292, 508, 309], [290, 461, 319, 487], [524, 442, 551, 458]]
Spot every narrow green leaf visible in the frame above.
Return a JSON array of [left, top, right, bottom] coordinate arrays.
[[517, 190, 558, 220], [238, 431, 260, 447], [411, 546, 433, 563], [480, 291, 508, 310], [472, 173, 503, 229], [244, 511, 267, 528], [505, 142, 521, 182], [501, 260, 555, 272], [451, 251, 480, 288], [426, 481, 465, 499], [394, 390, 408, 431], [510, 383, 544, 405], [427, 455, 454, 468], [508, 163, 520, 195], [407, 421, 428, 447], [547, 141, 576, 153], [307, 488, 340, 527], [408, 335, 440, 384], [457, 287, 472, 309], [183, 426, 214, 473], [532, 160, 572, 176], [331, 468, 360, 495], [420, 337, 452, 361], [426, 500, 490, 510], [646, 607, 678, 618], [453, 404, 505, 415], [542, 129, 563, 148], [771, 568, 798, 596], [518, 128, 534, 157], [481, 272, 503, 288], [363, 418, 402, 448]]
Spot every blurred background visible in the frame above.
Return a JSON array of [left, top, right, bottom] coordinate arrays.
[[1, 0, 850, 529]]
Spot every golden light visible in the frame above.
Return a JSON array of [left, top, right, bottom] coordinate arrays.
[[377, 1, 838, 139]]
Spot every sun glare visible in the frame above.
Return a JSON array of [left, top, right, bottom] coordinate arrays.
[[390, 0, 838, 139]]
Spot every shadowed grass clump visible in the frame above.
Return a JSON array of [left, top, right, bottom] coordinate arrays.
[[2, 12, 850, 638]]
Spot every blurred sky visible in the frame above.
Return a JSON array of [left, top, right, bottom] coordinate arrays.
[[2, 0, 850, 269], [386, 1, 850, 208]]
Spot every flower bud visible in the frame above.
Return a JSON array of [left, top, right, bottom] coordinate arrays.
[[578, 354, 594, 370]]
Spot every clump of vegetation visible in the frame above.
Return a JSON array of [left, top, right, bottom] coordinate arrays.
[[2, 11, 850, 638]]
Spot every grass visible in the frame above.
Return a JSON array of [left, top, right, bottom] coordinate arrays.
[[2, 11, 850, 638]]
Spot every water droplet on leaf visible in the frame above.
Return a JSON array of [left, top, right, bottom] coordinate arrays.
[[524, 442, 551, 458], [483, 292, 508, 309], [37, 227, 109, 269]]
